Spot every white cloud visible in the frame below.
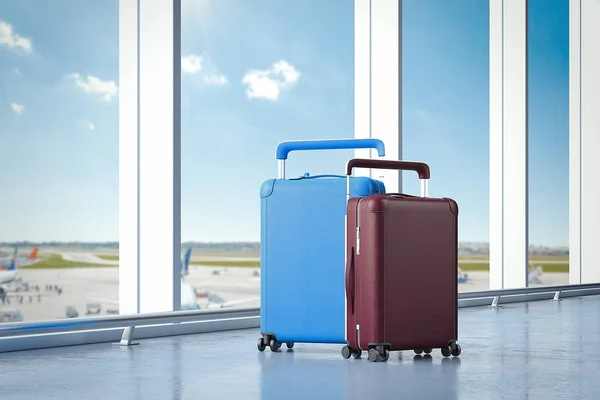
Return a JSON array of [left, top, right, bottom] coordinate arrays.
[[68, 73, 118, 101], [10, 103, 24, 114], [88, 122, 95, 131], [181, 53, 228, 85], [182, 54, 203, 74], [0, 21, 33, 52], [14, 67, 21, 75], [242, 60, 300, 101], [204, 74, 228, 85]]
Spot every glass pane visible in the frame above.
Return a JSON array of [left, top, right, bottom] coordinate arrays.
[[181, 0, 355, 309], [402, 0, 490, 292], [0, 2, 119, 322], [527, 0, 569, 287]]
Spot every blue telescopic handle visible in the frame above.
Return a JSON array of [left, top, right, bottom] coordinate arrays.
[[275, 138, 385, 160], [275, 138, 386, 179]]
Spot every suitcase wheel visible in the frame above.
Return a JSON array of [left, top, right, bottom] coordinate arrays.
[[269, 339, 282, 352], [367, 347, 389, 362], [441, 342, 461, 357], [414, 348, 432, 355], [451, 344, 461, 357], [341, 346, 351, 359], [257, 337, 267, 352], [341, 345, 362, 359], [257, 335, 285, 352]]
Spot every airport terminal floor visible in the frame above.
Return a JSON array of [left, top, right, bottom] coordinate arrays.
[[2, 295, 599, 400]]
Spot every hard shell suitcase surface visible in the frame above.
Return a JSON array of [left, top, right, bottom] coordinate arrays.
[[258, 139, 387, 352], [341, 158, 461, 362]]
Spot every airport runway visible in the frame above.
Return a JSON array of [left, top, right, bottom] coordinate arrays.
[[3, 266, 569, 323], [59, 252, 120, 266]]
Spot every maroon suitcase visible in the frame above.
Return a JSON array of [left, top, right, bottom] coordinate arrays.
[[341, 158, 461, 362]]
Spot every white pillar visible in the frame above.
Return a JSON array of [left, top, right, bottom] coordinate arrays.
[[570, 0, 600, 284], [119, 0, 182, 314], [354, 0, 401, 192], [489, 0, 528, 290], [354, 0, 372, 178], [119, 0, 140, 314]]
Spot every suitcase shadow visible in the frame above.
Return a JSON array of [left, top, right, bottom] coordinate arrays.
[[257, 348, 460, 400]]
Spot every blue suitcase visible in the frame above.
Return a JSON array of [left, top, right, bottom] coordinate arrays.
[[257, 138, 386, 352]]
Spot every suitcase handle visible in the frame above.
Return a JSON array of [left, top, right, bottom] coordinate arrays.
[[345, 245, 355, 315], [275, 138, 386, 179], [345, 158, 430, 197]]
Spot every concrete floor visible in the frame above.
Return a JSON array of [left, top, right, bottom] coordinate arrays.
[[1, 295, 599, 400]]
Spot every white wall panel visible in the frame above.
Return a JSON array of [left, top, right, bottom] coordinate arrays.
[[354, 0, 401, 191], [570, 0, 600, 284], [489, 0, 528, 289]]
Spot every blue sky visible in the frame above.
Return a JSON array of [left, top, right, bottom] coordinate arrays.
[[0, 0, 569, 246]]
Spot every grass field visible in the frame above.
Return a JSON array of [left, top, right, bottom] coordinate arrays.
[[97, 254, 259, 268], [191, 260, 259, 267], [458, 255, 569, 273], [529, 255, 569, 261], [21, 255, 113, 269], [98, 255, 119, 261], [459, 262, 569, 273], [460, 255, 569, 262], [95, 254, 568, 271]]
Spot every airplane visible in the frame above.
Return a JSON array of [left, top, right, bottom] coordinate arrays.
[[528, 265, 543, 284], [88, 247, 259, 312], [178, 247, 259, 309], [0, 246, 40, 287], [0, 259, 17, 285], [0, 247, 39, 269]]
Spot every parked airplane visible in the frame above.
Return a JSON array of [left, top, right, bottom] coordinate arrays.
[[528, 265, 543, 284], [0, 259, 17, 284], [88, 247, 258, 312], [0, 247, 39, 269], [0, 247, 40, 286]]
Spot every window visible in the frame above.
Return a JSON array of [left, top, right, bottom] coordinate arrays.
[[181, 0, 356, 309], [527, 0, 570, 288], [0, 2, 119, 322], [402, 0, 490, 292]]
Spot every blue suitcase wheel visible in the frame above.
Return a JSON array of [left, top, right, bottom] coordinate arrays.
[[286, 342, 294, 349], [257, 338, 266, 352], [269, 339, 281, 352]]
